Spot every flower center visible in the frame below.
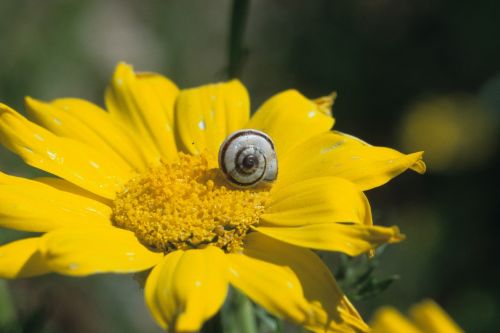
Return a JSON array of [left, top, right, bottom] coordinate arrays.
[[111, 153, 270, 253]]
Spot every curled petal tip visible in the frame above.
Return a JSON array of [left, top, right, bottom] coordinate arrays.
[[389, 226, 406, 243], [0, 102, 15, 114], [411, 152, 427, 174], [314, 91, 337, 117]]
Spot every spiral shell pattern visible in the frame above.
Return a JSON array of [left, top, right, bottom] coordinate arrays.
[[218, 129, 278, 187]]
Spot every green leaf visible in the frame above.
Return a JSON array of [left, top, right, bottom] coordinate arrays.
[[333, 249, 399, 301]]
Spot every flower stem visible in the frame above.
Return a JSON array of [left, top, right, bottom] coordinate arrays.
[[227, 0, 251, 79], [234, 290, 258, 333], [222, 288, 258, 333]]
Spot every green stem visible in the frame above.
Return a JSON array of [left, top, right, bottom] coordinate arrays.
[[234, 290, 258, 333], [227, 0, 251, 79], [222, 288, 258, 333]]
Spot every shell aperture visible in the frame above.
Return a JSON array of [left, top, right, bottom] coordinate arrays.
[[218, 129, 277, 187]]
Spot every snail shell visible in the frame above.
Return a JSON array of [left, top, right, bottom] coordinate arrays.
[[218, 129, 278, 187]]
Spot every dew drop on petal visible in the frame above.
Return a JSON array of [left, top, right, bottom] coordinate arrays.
[[320, 141, 344, 154], [69, 263, 79, 270], [74, 173, 85, 180], [198, 120, 206, 130], [229, 268, 239, 277], [47, 150, 57, 160]]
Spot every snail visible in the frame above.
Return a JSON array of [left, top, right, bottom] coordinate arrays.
[[218, 129, 278, 187]]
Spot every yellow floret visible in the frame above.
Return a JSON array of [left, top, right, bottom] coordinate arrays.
[[112, 153, 269, 253]]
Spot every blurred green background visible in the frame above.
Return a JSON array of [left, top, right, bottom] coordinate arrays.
[[0, 0, 499, 332]]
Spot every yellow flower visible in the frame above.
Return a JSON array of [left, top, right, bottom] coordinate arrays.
[[370, 299, 464, 333], [0, 63, 425, 332]]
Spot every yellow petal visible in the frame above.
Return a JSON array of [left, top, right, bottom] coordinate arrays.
[[255, 224, 404, 256], [175, 80, 250, 158], [145, 251, 182, 330], [262, 177, 372, 227], [371, 307, 422, 333], [238, 233, 368, 332], [228, 247, 312, 325], [105, 62, 179, 162], [0, 103, 132, 199], [409, 300, 464, 333], [279, 131, 426, 191], [40, 227, 163, 276], [0, 238, 49, 279], [36, 177, 111, 206], [0, 172, 111, 232], [260, 177, 396, 257], [25, 97, 137, 170], [51, 98, 147, 170], [145, 247, 229, 332], [228, 233, 369, 332], [246, 90, 334, 157]]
